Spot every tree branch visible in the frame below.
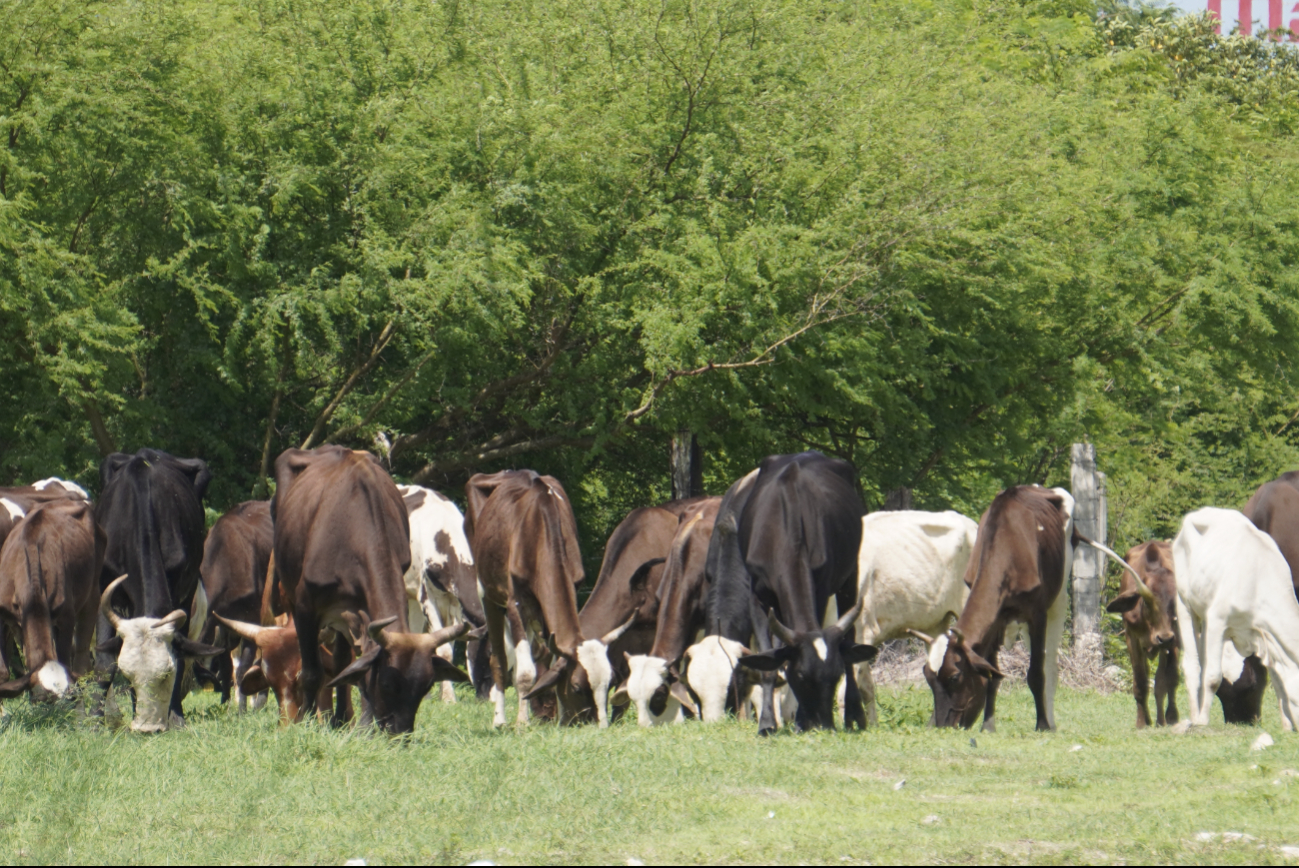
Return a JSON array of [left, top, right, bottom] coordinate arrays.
[[328, 344, 438, 445], [300, 320, 396, 450]]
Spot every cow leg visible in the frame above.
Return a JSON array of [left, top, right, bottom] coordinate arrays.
[[431, 593, 458, 704], [981, 653, 1002, 733], [235, 640, 257, 713], [167, 657, 190, 729], [92, 607, 120, 715], [1129, 634, 1151, 729], [212, 645, 234, 705], [332, 630, 354, 727], [841, 653, 866, 731], [857, 661, 878, 727], [295, 605, 323, 722], [1025, 614, 1050, 732], [1198, 617, 1228, 727], [72, 588, 98, 681], [506, 603, 535, 726], [1041, 590, 1067, 731], [1274, 670, 1296, 733], [1175, 596, 1205, 726], [1161, 646, 1179, 725], [484, 599, 511, 728]]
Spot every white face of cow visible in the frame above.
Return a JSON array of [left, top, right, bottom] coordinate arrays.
[[30, 660, 72, 701], [625, 654, 671, 726], [114, 614, 184, 732], [575, 639, 616, 728], [685, 636, 748, 723]]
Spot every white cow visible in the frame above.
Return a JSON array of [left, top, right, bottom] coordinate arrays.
[[398, 484, 479, 703], [1172, 507, 1299, 731], [854, 510, 978, 724]]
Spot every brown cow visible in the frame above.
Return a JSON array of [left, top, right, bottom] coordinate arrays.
[[612, 498, 722, 724], [198, 501, 273, 709], [213, 615, 343, 725], [272, 445, 468, 733], [920, 486, 1136, 732], [467, 469, 627, 728], [573, 498, 713, 722], [0, 500, 104, 700], [1106, 541, 1179, 729]]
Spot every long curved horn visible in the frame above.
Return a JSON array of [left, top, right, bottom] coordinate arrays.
[[426, 620, 470, 649], [830, 599, 863, 636], [906, 628, 935, 646], [214, 614, 267, 643], [767, 609, 800, 646], [1078, 533, 1152, 596], [367, 615, 399, 648], [99, 575, 128, 631], [949, 626, 965, 645], [158, 609, 187, 629], [601, 612, 638, 646]]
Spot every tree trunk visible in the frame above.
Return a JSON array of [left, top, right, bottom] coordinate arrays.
[[670, 430, 703, 500], [882, 487, 912, 510]]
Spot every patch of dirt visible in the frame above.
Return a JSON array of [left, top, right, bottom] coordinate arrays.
[[869, 638, 1126, 694]]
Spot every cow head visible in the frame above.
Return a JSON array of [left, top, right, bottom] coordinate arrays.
[[216, 616, 317, 725], [1106, 544, 1177, 654], [737, 603, 877, 730], [681, 635, 751, 723], [99, 575, 222, 732], [614, 653, 697, 726], [915, 626, 1004, 729], [327, 614, 469, 734], [525, 615, 636, 728]]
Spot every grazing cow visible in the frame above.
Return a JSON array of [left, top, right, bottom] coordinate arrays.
[[578, 499, 711, 722], [1244, 471, 1299, 600], [1105, 541, 1180, 729], [704, 452, 875, 733], [1172, 508, 1299, 731], [95, 449, 221, 732], [1217, 641, 1270, 724], [615, 498, 721, 725], [467, 470, 624, 728], [856, 510, 978, 725], [397, 484, 489, 703], [197, 501, 273, 710], [917, 486, 1135, 732], [0, 500, 104, 700], [272, 445, 468, 733]]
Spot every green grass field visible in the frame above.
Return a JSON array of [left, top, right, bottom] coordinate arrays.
[[1, 681, 1297, 865]]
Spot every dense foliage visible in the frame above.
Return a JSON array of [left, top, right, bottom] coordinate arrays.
[[2, 0, 1298, 573]]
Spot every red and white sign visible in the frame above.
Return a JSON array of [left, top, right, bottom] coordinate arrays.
[[1173, 0, 1299, 37]]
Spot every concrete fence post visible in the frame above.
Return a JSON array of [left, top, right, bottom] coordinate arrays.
[[1070, 442, 1106, 665]]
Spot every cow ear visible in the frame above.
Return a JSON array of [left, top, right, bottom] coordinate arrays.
[[100, 453, 133, 489], [628, 558, 667, 593], [610, 683, 631, 707], [175, 636, 227, 658], [431, 657, 470, 683], [170, 457, 212, 501], [326, 647, 382, 689], [0, 673, 32, 698], [966, 648, 1005, 680], [668, 681, 699, 716], [736, 647, 796, 672], [96, 636, 123, 655], [844, 644, 878, 664], [1106, 592, 1142, 614], [240, 665, 270, 695]]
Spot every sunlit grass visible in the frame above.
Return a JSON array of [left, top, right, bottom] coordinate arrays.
[[1, 680, 1296, 865]]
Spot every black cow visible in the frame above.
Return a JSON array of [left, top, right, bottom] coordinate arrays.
[[708, 452, 875, 733], [95, 449, 219, 731]]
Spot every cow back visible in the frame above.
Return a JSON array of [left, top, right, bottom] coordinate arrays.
[[97, 450, 210, 618], [201, 501, 273, 625], [273, 446, 411, 624], [650, 498, 721, 661], [0, 500, 101, 623], [1244, 479, 1299, 599]]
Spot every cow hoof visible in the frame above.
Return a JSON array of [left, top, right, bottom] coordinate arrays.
[[1171, 721, 1192, 734], [757, 725, 777, 737], [981, 719, 996, 734]]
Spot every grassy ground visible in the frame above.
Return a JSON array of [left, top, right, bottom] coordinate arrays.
[[1, 680, 1297, 865]]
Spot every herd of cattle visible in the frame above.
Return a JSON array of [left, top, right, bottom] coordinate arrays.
[[2, 446, 1298, 738]]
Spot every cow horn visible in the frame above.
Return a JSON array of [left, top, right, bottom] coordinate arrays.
[[767, 609, 800, 646], [906, 628, 935, 646], [1080, 534, 1153, 598], [830, 599, 864, 636], [157, 609, 187, 629], [600, 612, 637, 646], [426, 620, 470, 649], [367, 615, 399, 648], [99, 574, 128, 631], [949, 626, 965, 645], [214, 614, 267, 644]]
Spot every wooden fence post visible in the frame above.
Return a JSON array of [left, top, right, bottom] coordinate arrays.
[[1070, 442, 1105, 663], [671, 430, 703, 500]]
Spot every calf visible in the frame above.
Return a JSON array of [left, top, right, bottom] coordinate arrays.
[[95, 449, 218, 731], [1172, 507, 1299, 731], [467, 470, 624, 728], [398, 484, 490, 702], [856, 510, 977, 725], [0, 500, 104, 700], [273, 445, 468, 733], [614, 498, 721, 725], [710, 453, 875, 733], [919, 486, 1136, 732], [198, 501, 273, 709], [1106, 541, 1179, 729], [214, 616, 344, 725]]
